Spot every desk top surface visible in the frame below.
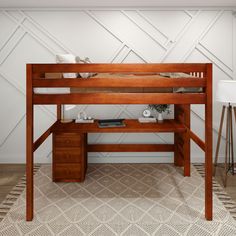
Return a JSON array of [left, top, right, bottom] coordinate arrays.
[[52, 119, 186, 133]]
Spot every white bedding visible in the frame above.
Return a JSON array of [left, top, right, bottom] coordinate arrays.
[[34, 88, 70, 94]]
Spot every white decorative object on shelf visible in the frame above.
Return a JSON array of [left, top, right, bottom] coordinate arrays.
[[138, 117, 156, 123], [157, 113, 164, 123], [75, 111, 94, 123], [75, 119, 94, 123], [142, 109, 151, 118]]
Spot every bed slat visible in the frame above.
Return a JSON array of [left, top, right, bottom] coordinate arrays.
[[32, 77, 206, 88]]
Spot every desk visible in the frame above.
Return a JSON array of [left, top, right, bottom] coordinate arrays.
[[51, 118, 189, 181]]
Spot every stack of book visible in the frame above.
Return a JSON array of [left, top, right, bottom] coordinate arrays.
[[98, 119, 125, 128]]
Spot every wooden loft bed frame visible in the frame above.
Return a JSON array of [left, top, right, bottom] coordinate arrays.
[[26, 63, 213, 221]]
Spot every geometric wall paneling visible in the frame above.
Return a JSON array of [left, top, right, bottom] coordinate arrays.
[[0, 116, 28, 163], [111, 45, 131, 63], [89, 10, 157, 62], [25, 11, 123, 62], [122, 10, 168, 47], [163, 11, 219, 62], [180, 11, 225, 63], [4, 10, 24, 22], [0, 11, 21, 55], [139, 10, 192, 43], [1, 33, 55, 89], [0, 26, 25, 65], [0, 8, 235, 163], [84, 105, 124, 120], [200, 10, 233, 70], [122, 50, 146, 63], [33, 106, 56, 158], [0, 74, 25, 146], [33, 106, 55, 141]]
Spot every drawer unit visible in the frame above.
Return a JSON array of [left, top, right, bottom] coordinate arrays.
[[54, 133, 81, 147], [54, 148, 82, 163], [54, 163, 82, 181], [52, 132, 87, 182]]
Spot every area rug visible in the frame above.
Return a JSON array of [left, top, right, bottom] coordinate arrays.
[[0, 164, 236, 236]]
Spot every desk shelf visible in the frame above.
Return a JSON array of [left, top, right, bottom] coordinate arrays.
[[52, 119, 186, 133]]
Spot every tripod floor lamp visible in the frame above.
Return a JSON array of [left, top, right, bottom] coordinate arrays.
[[213, 80, 236, 187]]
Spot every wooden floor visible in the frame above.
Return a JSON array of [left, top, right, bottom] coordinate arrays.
[[0, 164, 236, 204], [0, 164, 25, 203]]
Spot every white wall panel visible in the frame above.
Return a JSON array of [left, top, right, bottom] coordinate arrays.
[[0, 8, 235, 163]]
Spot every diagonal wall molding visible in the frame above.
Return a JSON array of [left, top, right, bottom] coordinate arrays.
[[0, 8, 234, 163]]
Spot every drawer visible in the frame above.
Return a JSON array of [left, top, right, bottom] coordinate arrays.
[[54, 163, 81, 180], [53, 148, 81, 163], [54, 133, 81, 147]]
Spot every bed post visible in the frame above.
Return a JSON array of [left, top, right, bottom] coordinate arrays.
[[26, 64, 34, 221], [174, 105, 190, 176], [57, 105, 61, 120], [205, 63, 213, 220]]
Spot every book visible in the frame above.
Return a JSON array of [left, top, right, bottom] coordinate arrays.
[[98, 119, 125, 128]]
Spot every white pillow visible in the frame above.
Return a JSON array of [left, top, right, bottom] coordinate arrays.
[[56, 54, 77, 78], [76, 56, 96, 78]]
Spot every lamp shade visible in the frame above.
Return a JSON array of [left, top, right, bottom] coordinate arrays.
[[216, 80, 236, 103]]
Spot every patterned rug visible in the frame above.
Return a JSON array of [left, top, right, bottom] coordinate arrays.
[[0, 164, 236, 236]]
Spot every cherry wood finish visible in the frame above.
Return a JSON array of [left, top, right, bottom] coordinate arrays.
[[33, 125, 52, 152], [26, 63, 212, 221], [205, 63, 213, 220], [174, 105, 190, 177], [26, 64, 34, 221], [33, 77, 206, 88], [88, 144, 174, 152], [33, 93, 206, 105], [32, 63, 208, 74], [52, 119, 186, 133], [52, 132, 87, 182]]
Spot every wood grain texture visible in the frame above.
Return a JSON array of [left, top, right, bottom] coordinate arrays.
[[88, 144, 174, 152], [52, 132, 87, 182], [26, 62, 212, 221], [174, 105, 190, 176], [33, 124, 54, 152], [26, 64, 34, 221], [32, 63, 208, 74], [205, 63, 213, 220], [51, 119, 186, 133], [33, 77, 206, 88], [33, 93, 206, 105]]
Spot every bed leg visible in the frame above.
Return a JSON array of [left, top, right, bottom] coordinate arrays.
[[183, 129, 190, 177], [174, 133, 184, 167], [205, 64, 213, 221], [26, 64, 34, 221], [174, 105, 191, 176]]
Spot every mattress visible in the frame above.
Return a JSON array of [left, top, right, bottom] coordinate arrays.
[[34, 73, 201, 94]]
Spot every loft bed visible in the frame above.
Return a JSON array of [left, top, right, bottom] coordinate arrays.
[[26, 63, 213, 221]]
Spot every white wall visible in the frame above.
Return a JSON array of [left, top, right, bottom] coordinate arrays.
[[0, 8, 235, 163]]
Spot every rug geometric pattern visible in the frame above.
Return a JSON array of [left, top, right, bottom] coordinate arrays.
[[0, 164, 236, 235]]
